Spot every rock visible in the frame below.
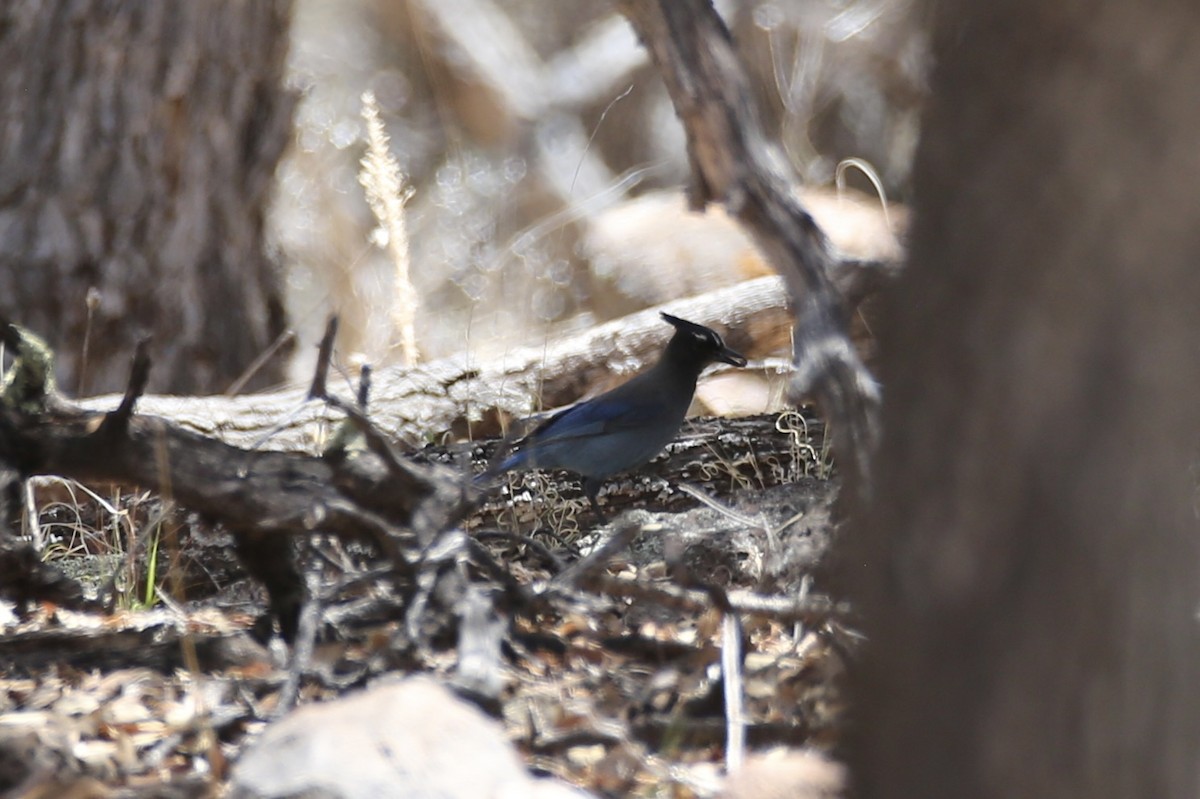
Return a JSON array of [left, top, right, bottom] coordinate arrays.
[[230, 676, 593, 799]]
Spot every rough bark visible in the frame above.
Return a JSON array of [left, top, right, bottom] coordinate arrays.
[[0, 1, 294, 396], [846, 2, 1200, 796]]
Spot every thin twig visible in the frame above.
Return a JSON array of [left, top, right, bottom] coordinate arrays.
[[99, 337, 152, 436], [474, 528, 567, 573], [308, 316, 339, 401], [552, 519, 647, 588], [276, 568, 324, 717], [225, 328, 298, 397], [357, 364, 372, 409]]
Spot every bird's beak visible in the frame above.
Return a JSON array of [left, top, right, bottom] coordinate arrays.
[[717, 346, 748, 367]]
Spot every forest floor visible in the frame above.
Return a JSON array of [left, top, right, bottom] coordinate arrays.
[[0, 414, 852, 798]]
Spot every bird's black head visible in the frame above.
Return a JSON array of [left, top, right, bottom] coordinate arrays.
[[660, 313, 748, 372]]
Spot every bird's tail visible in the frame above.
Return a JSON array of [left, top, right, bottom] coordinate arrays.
[[474, 450, 527, 487]]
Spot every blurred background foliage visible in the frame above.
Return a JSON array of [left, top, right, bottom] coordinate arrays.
[[270, 0, 926, 381]]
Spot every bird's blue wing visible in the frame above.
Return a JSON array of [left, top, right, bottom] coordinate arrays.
[[527, 395, 667, 443], [494, 398, 657, 473]]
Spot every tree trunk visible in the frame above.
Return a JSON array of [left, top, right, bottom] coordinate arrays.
[[846, 2, 1200, 797], [0, 1, 294, 396]]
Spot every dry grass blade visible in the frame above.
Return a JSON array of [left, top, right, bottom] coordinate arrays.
[[835, 157, 894, 231], [359, 90, 419, 367]]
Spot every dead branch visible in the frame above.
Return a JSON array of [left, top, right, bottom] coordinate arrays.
[[618, 0, 882, 487], [1, 316, 831, 646], [0, 324, 470, 640], [564, 570, 843, 628]]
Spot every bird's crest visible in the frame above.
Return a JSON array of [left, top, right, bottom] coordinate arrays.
[[660, 313, 746, 367]]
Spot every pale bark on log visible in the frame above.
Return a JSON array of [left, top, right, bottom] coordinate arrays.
[[76, 246, 893, 453], [82, 276, 797, 450]]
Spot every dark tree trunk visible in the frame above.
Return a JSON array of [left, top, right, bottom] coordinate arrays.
[[0, 1, 294, 396], [845, 2, 1200, 797]]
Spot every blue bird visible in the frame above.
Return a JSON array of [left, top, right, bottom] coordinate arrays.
[[485, 313, 747, 520]]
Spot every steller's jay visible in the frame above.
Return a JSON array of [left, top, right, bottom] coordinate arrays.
[[484, 313, 747, 520]]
